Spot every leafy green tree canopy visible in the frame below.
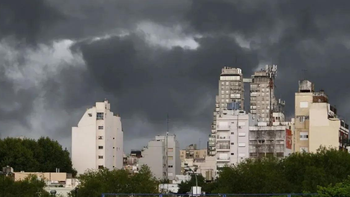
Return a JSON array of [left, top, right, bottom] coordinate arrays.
[[73, 165, 158, 196], [0, 174, 50, 197], [212, 147, 350, 194], [0, 137, 76, 176]]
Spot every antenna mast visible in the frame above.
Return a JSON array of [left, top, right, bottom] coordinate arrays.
[[165, 114, 169, 181]]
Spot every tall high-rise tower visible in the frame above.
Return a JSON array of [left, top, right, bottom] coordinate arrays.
[[208, 67, 245, 156], [249, 65, 285, 124]]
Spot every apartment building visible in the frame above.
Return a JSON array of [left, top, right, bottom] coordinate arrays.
[[138, 134, 181, 180], [209, 67, 245, 156], [249, 65, 285, 123], [214, 106, 255, 171], [294, 80, 349, 152], [180, 144, 207, 161], [72, 100, 123, 175]]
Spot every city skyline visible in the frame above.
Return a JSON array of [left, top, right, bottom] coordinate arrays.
[[1, 0, 350, 154]]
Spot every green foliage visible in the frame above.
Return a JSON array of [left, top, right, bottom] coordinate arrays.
[[0, 174, 50, 197], [317, 176, 350, 197], [73, 165, 158, 196], [210, 147, 350, 194], [178, 174, 208, 194], [0, 137, 76, 176]]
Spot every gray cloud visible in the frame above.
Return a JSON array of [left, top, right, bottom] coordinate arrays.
[[1, 0, 350, 153]]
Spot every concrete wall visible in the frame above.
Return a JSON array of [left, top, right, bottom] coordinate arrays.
[[14, 172, 67, 182], [72, 101, 123, 175], [294, 92, 313, 152], [216, 110, 251, 169], [309, 103, 340, 152], [138, 140, 165, 180]]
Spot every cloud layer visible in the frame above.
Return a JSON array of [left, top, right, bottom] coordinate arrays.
[[1, 0, 350, 152]]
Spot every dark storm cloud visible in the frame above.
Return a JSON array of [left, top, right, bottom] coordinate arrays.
[[70, 33, 259, 140], [2, 0, 350, 151], [0, 0, 63, 43]]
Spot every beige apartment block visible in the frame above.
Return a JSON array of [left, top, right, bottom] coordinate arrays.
[[294, 80, 349, 153], [14, 172, 67, 182]]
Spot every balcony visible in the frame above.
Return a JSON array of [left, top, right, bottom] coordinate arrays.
[[217, 157, 230, 162], [216, 145, 230, 152], [216, 136, 230, 141]]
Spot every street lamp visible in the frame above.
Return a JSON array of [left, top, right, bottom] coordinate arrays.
[[184, 164, 198, 196]]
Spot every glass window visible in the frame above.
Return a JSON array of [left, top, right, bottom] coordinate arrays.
[[98, 136, 103, 140], [98, 146, 103, 149], [98, 126, 103, 130], [98, 165, 104, 169], [97, 113, 104, 120], [98, 155, 103, 159]]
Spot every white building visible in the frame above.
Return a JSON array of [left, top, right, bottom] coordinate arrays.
[[209, 67, 245, 156], [139, 134, 181, 180], [214, 108, 255, 171], [72, 100, 123, 175]]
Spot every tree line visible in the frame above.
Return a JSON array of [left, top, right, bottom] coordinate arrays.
[[2, 137, 350, 196], [0, 137, 76, 176], [178, 147, 350, 196]]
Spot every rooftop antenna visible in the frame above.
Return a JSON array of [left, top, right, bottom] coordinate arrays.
[[165, 114, 169, 182]]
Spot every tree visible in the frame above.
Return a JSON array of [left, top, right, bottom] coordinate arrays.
[[317, 176, 350, 197], [0, 175, 50, 197], [210, 147, 350, 194], [0, 137, 76, 176], [72, 165, 158, 196]]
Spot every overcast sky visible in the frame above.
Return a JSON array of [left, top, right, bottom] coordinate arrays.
[[1, 0, 350, 154]]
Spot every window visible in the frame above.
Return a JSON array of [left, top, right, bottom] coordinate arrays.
[[98, 146, 103, 149], [88, 113, 92, 117], [300, 102, 309, 108], [98, 155, 103, 159], [300, 132, 309, 140], [238, 133, 246, 137], [98, 126, 103, 130], [231, 132, 234, 134], [98, 136, 103, 140], [168, 156, 173, 160], [113, 147, 115, 149], [298, 116, 309, 123], [98, 165, 104, 169], [238, 143, 246, 147], [230, 142, 234, 145], [168, 148, 173, 152], [231, 153, 234, 155], [97, 113, 104, 120], [168, 165, 173, 168]]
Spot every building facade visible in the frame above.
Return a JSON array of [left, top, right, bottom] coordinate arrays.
[[209, 67, 245, 156], [72, 100, 123, 175], [249, 65, 285, 123], [294, 80, 349, 152], [214, 108, 254, 170], [138, 134, 181, 180], [180, 144, 207, 161]]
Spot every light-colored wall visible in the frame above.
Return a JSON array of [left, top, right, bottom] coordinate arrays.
[[72, 101, 123, 175], [138, 140, 165, 180], [309, 103, 340, 152], [215, 110, 251, 169], [294, 92, 313, 152], [139, 135, 180, 180], [14, 172, 66, 182], [72, 108, 97, 175], [194, 156, 216, 180]]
